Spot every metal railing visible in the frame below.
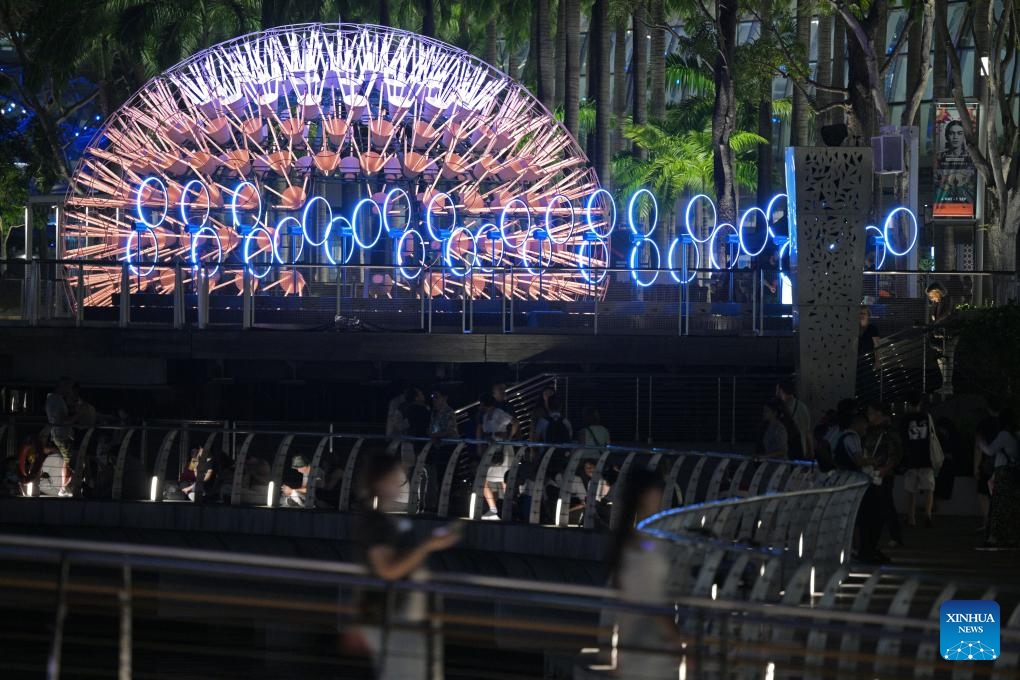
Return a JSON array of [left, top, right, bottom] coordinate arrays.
[[3, 418, 815, 529], [4, 258, 794, 336]]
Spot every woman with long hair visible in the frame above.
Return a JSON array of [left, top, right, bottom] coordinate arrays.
[[606, 467, 682, 678]]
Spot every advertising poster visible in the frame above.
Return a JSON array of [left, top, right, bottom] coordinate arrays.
[[933, 102, 979, 219]]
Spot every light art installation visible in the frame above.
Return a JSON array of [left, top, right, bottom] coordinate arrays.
[[63, 23, 610, 306]]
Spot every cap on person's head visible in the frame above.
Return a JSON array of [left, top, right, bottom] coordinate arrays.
[[291, 455, 309, 469]]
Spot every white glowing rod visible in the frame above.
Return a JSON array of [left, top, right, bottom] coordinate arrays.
[[63, 23, 605, 306]]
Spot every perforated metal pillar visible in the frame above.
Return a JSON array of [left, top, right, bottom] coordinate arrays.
[[786, 147, 874, 417]]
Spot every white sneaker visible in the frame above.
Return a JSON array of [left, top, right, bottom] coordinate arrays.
[[481, 509, 500, 520], [57, 487, 73, 498]]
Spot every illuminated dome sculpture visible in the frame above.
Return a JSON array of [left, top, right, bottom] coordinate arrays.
[[64, 23, 609, 308]]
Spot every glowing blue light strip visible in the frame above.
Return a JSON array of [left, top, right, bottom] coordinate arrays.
[[738, 207, 770, 258], [272, 216, 305, 264], [243, 227, 272, 279], [882, 206, 918, 257], [135, 176, 168, 229], [425, 191, 455, 242], [585, 188, 616, 239], [667, 237, 701, 284], [865, 225, 887, 270], [180, 179, 210, 229], [383, 187, 413, 234], [301, 195, 332, 246], [499, 197, 532, 250], [627, 188, 658, 238], [125, 227, 158, 276], [397, 228, 426, 280], [324, 216, 355, 265], [189, 226, 222, 277], [628, 238, 660, 287], [683, 194, 716, 244], [576, 235, 608, 285], [708, 222, 739, 270], [444, 226, 478, 277], [544, 194, 575, 245], [230, 180, 262, 231], [351, 198, 384, 249]]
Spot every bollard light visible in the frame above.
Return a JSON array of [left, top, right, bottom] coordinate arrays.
[[26, 481, 34, 497], [468, 492, 476, 519], [267, 481, 275, 507], [149, 476, 158, 502], [555, 498, 563, 526]]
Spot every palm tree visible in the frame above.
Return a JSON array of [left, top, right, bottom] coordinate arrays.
[[533, 0, 555, 109], [790, 0, 811, 145], [591, 0, 613, 184], [563, 0, 581, 137], [649, 0, 667, 121], [613, 16, 628, 152]]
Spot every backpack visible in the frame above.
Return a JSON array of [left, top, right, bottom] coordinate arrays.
[[833, 432, 859, 471], [544, 414, 571, 444]]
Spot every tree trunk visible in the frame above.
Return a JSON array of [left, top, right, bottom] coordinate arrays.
[[420, 0, 436, 38], [791, 0, 812, 145], [832, 18, 846, 126], [649, 0, 666, 121], [815, 13, 834, 126], [631, 4, 648, 157], [531, 0, 555, 109], [933, 0, 948, 97], [592, 0, 612, 185], [555, 0, 566, 111], [613, 17, 628, 153], [563, 0, 580, 137], [485, 18, 499, 69], [756, 0, 774, 207], [842, 0, 888, 143], [713, 0, 739, 224], [378, 0, 390, 26]]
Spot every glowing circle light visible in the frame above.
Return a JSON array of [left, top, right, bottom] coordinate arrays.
[[738, 207, 771, 258], [882, 207, 918, 257], [521, 228, 553, 275], [684, 194, 717, 244], [135, 176, 168, 229], [383, 188, 414, 234], [397, 228, 427, 280], [230, 180, 263, 232], [180, 179, 211, 230], [668, 237, 701, 284], [243, 226, 273, 279], [425, 192, 456, 242], [125, 227, 159, 276], [476, 222, 505, 272], [499, 197, 532, 250], [865, 225, 887, 270], [577, 235, 609, 285], [627, 188, 658, 238], [272, 216, 305, 264], [325, 216, 356, 265], [708, 222, 740, 270], [189, 226, 223, 277], [445, 226, 478, 277], [301, 195, 333, 247], [544, 194, 575, 245], [628, 238, 661, 287], [351, 198, 384, 250], [585, 189, 616, 239]]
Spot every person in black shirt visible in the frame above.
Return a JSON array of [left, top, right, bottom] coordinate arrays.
[[356, 454, 461, 680], [858, 306, 881, 356], [926, 282, 951, 326]]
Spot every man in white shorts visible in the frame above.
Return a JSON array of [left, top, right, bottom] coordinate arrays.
[[478, 394, 518, 520], [900, 398, 937, 527]]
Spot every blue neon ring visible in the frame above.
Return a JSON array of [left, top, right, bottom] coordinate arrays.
[[738, 207, 770, 258], [383, 187, 414, 235], [520, 227, 553, 275], [628, 238, 660, 287], [476, 223, 505, 271], [351, 198, 384, 250], [708, 222, 740, 270], [189, 226, 222, 277], [499, 197, 532, 250], [396, 228, 426, 280], [425, 191, 455, 242], [683, 193, 717, 244], [544, 194, 575, 245], [763, 193, 787, 240], [180, 179, 210, 229], [882, 206, 918, 257], [301, 195, 333, 247], [272, 216, 305, 264], [243, 227, 273, 279], [126, 227, 159, 276], [135, 176, 168, 229], [230, 180, 263, 231], [668, 237, 700, 284], [585, 188, 616, 240], [445, 226, 478, 277], [777, 239, 791, 272], [576, 235, 608, 284], [324, 216, 355, 265], [627, 188, 658, 238], [865, 225, 887, 270]]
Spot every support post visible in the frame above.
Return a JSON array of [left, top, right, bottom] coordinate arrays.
[[242, 267, 253, 330], [119, 264, 130, 328]]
